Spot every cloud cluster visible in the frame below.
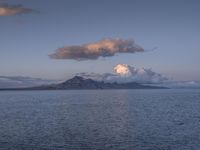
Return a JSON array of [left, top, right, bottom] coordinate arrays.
[[113, 64, 168, 83], [0, 4, 33, 16], [49, 38, 144, 60], [77, 64, 168, 84]]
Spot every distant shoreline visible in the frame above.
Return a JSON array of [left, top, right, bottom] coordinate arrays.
[[0, 76, 168, 91], [0, 87, 168, 91]]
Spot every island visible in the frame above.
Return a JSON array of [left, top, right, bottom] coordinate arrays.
[[0, 76, 167, 90]]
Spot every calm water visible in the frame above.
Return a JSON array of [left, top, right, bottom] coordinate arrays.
[[0, 89, 200, 150]]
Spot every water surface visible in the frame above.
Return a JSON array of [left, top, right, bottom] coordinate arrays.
[[0, 89, 200, 150]]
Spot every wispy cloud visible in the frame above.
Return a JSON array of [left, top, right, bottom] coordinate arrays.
[[0, 76, 57, 88], [49, 38, 144, 61], [0, 4, 33, 16]]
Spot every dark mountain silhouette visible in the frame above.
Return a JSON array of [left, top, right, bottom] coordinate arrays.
[[0, 76, 167, 90]]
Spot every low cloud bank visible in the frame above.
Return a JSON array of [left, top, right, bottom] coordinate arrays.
[[155, 80, 200, 89], [0, 76, 57, 88], [49, 38, 144, 61]]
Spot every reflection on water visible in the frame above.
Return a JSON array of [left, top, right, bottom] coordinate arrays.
[[0, 89, 200, 149]]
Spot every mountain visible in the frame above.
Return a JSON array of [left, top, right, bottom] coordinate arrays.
[[0, 76, 166, 90]]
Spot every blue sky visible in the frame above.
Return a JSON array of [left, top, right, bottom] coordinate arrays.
[[0, 0, 200, 81]]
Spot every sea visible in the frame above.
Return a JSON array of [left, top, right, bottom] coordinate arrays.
[[0, 89, 200, 150]]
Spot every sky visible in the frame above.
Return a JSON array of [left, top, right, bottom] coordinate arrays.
[[0, 0, 200, 81]]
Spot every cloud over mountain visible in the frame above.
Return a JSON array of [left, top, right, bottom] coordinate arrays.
[[0, 4, 33, 16], [77, 64, 168, 84], [49, 38, 144, 61]]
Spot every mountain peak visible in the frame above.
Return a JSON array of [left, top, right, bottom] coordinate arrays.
[[65, 76, 84, 84], [73, 76, 84, 80]]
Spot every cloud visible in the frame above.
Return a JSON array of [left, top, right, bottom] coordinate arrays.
[[0, 4, 33, 16], [77, 64, 168, 84], [49, 38, 144, 60], [155, 80, 200, 89], [77, 72, 117, 82], [113, 64, 168, 83], [0, 76, 57, 88]]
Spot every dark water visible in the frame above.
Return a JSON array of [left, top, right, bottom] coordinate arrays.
[[0, 89, 200, 150]]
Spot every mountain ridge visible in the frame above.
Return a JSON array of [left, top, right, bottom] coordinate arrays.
[[0, 76, 167, 90]]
